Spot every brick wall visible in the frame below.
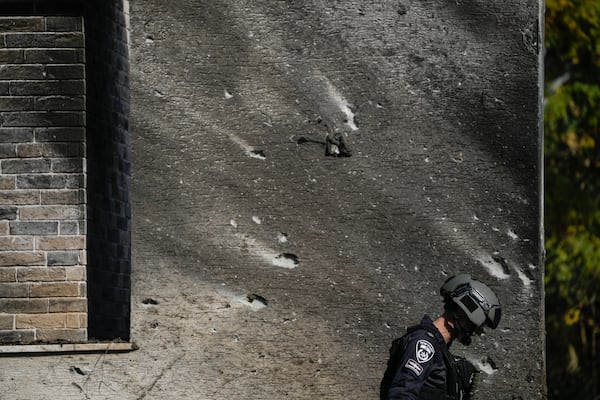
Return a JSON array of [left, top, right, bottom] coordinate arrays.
[[84, 0, 131, 341], [0, 16, 87, 344]]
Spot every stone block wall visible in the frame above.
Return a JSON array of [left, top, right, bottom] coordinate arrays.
[[0, 16, 87, 344]]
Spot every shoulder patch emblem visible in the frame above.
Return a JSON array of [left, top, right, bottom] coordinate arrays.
[[416, 339, 435, 363], [405, 359, 424, 376]]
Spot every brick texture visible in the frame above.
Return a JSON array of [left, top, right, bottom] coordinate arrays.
[[0, 315, 13, 330], [0, 15, 87, 345], [84, 0, 132, 342], [16, 312, 86, 329]]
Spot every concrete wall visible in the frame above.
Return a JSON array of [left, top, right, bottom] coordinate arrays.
[[130, 0, 544, 399], [0, 0, 544, 399]]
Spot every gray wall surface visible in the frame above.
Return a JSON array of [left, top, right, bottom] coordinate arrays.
[[0, 0, 544, 399], [130, 0, 544, 399]]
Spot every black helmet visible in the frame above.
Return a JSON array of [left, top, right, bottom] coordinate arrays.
[[440, 274, 501, 330]]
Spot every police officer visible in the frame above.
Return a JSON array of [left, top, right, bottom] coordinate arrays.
[[380, 274, 502, 400]]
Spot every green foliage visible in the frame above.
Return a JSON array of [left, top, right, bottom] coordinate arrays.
[[545, 0, 600, 398]]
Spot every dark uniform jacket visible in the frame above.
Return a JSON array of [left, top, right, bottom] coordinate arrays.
[[381, 315, 451, 400]]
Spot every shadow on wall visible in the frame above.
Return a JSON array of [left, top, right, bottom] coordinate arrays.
[[128, 1, 542, 397], [131, 0, 540, 287], [84, 0, 132, 341]]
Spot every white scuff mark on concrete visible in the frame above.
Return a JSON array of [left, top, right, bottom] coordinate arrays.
[[322, 77, 359, 131], [271, 254, 298, 269], [507, 229, 519, 240], [450, 152, 464, 163], [277, 232, 288, 243], [228, 133, 266, 161], [248, 150, 266, 160], [515, 266, 532, 286], [241, 297, 267, 310], [475, 253, 511, 279], [252, 216, 261, 224], [216, 287, 266, 311], [341, 105, 358, 131], [235, 233, 299, 269], [224, 89, 234, 99], [437, 221, 510, 279], [472, 358, 498, 375]]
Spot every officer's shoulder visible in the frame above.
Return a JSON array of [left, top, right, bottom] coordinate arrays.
[[405, 326, 437, 342]]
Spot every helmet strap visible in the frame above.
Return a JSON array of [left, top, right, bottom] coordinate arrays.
[[455, 317, 473, 346], [447, 307, 473, 346]]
